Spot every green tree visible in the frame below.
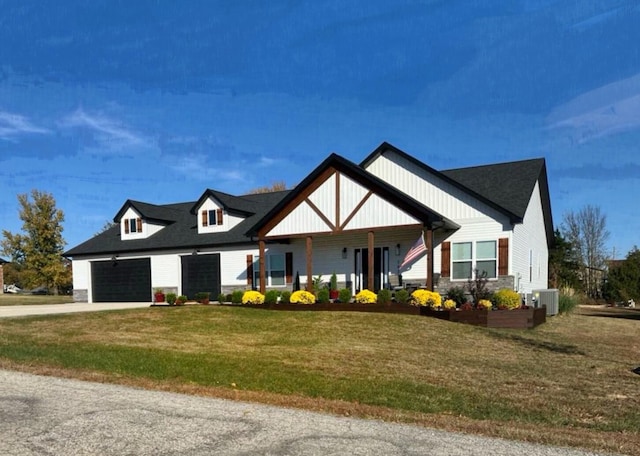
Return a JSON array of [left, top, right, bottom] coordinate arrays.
[[548, 229, 581, 291], [1, 190, 70, 294], [562, 205, 610, 298], [605, 247, 640, 302]]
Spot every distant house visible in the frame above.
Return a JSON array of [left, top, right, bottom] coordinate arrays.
[[64, 142, 553, 303]]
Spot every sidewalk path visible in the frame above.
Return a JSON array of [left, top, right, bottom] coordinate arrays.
[[0, 302, 151, 318], [0, 369, 618, 456]]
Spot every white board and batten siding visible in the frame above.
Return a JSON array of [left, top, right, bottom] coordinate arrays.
[[364, 153, 509, 223], [267, 171, 421, 237], [512, 181, 549, 293], [365, 151, 517, 277]]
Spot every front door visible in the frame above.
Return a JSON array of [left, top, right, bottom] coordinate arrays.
[[354, 247, 389, 293]]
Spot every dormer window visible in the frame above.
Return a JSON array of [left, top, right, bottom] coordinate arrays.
[[202, 209, 223, 227], [124, 218, 142, 234]]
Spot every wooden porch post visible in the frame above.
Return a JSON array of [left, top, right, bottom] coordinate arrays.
[[306, 236, 313, 292], [259, 239, 266, 294], [425, 227, 434, 291], [367, 230, 374, 291]]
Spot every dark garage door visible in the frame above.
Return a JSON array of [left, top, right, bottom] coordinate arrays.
[[181, 254, 221, 300], [91, 258, 151, 302]]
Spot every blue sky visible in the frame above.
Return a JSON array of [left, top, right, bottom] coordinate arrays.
[[1, 1, 639, 258]]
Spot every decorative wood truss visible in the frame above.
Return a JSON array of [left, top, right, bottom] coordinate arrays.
[[250, 154, 458, 294]]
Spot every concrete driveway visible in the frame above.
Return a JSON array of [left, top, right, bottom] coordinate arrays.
[[0, 370, 617, 456], [0, 302, 151, 318]]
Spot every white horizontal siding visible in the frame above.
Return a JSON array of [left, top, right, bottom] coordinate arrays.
[[151, 254, 181, 290], [71, 259, 90, 290], [513, 181, 549, 293]]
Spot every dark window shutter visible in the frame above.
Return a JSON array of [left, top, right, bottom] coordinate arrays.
[[202, 210, 208, 227], [136, 218, 142, 232], [498, 238, 509, 276], [124, 219, 130, 234], [285, 252, 293, 283], [441, 241, 450, 277], [217, 208, 223, 225], [246, 254, 254, 287]]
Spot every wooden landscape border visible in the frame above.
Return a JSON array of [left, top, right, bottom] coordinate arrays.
[[221, 302, 547, 328]]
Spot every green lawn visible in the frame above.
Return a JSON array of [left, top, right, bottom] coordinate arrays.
[[0, 304, 637, 454], [0, 294, 72, 305]]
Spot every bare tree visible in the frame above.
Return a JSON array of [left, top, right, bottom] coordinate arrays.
[[247, 181, 287, 194], [562, 205, 610, 298]]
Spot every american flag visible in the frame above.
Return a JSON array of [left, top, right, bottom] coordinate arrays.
[[399, 233, 427, 270]]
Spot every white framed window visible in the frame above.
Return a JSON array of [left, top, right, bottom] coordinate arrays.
[[452, 242, 472, 280], [253, 254, 286, 287], [451, 240, 497, 280], [476, 240, 497, 279]]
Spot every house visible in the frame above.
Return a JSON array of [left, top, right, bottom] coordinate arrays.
[[64, 142, 553, 303], [0, 257, 7, 294]]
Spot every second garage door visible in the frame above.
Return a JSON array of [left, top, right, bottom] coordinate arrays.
[[181, 254, 221, 300]]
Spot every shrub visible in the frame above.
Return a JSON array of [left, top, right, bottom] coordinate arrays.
[[312, 275, 324, 295], [559, 293, 578, 314], [166, 293, 177, 305], [264, 290, 279, 305], [354, 289, 377, 304], [467, 269, 492, 304], [477, 299, 492, 310], [329, 272, 338, 291], [395, 288, 409, 304], [242, 290, 264, 305], [493, 288, 521, 310], [290, 290, 316, 304], [443, 299, 456, 309], [317, 288, 330, 304], [280, 290, 291, 304], [176, 295, 187, 305], [377, 288, 392, 304], [446, 286, 466, 307], [231, 290, 244, 304], [217, 293, 226, 303], [338, 288, 352, 303], [411, 289, 442, 307], [195, 291, 210, 303]]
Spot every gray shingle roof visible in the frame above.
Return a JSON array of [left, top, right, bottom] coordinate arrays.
[[0, 257, 8, 264], [64, 191, 289, 257], [442, 158, 554, 247]]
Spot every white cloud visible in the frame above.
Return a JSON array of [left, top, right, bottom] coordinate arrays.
[[547, 73, 640, 144], [170, 153, 245, 183], [59, 108, 153, 153], [0, 110, 50, 140]]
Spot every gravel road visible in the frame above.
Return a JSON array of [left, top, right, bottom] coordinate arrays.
[[0, 369, 619, 456]]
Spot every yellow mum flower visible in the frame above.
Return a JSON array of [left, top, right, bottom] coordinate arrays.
[[242, 290, 265, 305]]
